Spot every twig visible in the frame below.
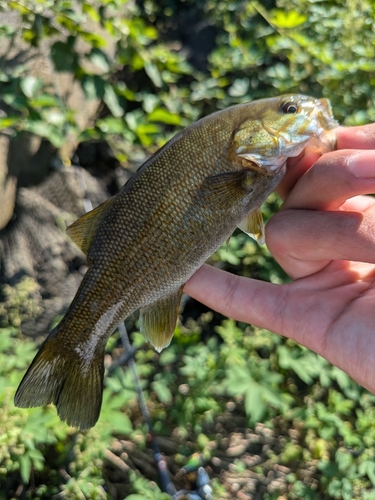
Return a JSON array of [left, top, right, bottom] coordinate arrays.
[[105, 449, 130, 474], [118, 322, 177, 497]]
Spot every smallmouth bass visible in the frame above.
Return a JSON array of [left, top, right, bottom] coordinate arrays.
[[15, 95, 338, 430]]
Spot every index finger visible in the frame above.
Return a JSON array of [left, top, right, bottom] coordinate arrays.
[[337, 123, 375, 149]]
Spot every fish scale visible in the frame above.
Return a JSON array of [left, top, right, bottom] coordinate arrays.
[[15, 94, 338, 430]]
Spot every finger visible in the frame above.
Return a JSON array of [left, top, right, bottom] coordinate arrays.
[[279, 149, 321, 199], [185, 260, 375, 395], [341, 195, 375, 213], [266, 207, 375, 279], [184, 264, 285, 332], [337, 123, 375, 150], [279, 124, 375, 199], [266, 150, 375, 278], [282, 150, 375, 211]]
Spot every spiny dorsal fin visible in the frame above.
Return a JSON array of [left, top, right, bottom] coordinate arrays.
[[139, 287, 183, 352], [66, 197, 114, 256], [238, 207, 265, 245]]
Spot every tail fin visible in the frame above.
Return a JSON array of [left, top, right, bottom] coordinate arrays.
[[14, 329, 104, 431]]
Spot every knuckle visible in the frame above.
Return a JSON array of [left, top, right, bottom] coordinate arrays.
[[265, 211, 293, 254]]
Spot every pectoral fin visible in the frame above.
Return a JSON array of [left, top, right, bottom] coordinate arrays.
[[66, 197, 114, 256], [238, 208, 265, 245], [199, 170, 254, 208], [139, 287, 183, 352]]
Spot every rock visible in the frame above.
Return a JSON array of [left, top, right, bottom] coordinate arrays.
[[0, 166, 108, 337]]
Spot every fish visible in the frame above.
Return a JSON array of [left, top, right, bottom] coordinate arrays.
[[14, 94, 338, 430]]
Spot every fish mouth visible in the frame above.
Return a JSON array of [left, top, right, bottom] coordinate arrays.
[[305, 128, 337, 154], [310, 98, 339, 153], [238, 96, 339, 174]]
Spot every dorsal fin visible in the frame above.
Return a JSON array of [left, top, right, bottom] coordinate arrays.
[[66, 197, 114, 256]]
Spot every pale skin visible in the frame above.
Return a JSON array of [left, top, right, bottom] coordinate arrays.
[[185, 123, 375, 394]]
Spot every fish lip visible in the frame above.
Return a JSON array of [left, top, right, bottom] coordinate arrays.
[[311, 99, 339, 153], [314, 99, 339, 132], [305, 127, 338, 154], [260, 121, 338, 172]]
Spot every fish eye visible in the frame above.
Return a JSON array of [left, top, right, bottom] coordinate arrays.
[[281, 102, 299, 114]]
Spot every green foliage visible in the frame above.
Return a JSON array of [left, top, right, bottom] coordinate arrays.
[[125, 471, 170, 500], [0, 0, 198, 161], [0, 277, 42, 329], [2, 0, 374, 164], [1, 0, 375, 498], [0, 327, 138, 497]]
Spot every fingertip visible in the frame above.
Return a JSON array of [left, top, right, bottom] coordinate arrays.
[[281, 149, 375, 212], [346, 151, 375, 179], [336, 123, 375, 150], [279, 150, 322, 199]]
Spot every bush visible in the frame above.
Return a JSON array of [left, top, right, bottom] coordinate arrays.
[[1, 0, 375, 498]]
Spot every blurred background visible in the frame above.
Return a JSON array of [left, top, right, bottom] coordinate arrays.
[[1, 0, 375, 498]]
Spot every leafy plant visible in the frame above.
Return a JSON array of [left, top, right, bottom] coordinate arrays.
[[1, 0, 375, 498]]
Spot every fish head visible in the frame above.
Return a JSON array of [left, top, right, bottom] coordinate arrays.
[[234, 94, 339, 172]]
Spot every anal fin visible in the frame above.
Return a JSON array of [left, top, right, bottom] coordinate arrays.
[[238, 207, 265, 245], [139, 287, 183, 352]]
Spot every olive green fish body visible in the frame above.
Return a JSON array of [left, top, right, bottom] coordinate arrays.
[[15, 95, 338, 430]]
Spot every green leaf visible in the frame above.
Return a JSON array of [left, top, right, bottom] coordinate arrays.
[[106, 412, 132, 434], [19, 455, 31, 483], [0, 117, 19, 129], [51, 40, 78, 72], [97, 116, 126, 134], [277, 345, 320, 384], [293, 481, 319, 500], [82, 74, 105, 100], [9, 1, 30, 14], [142, 93, 160, 113], [341, 477, 353, 500], [126, 496, 148, 500], [30, 94, 61, 107], [270, 10, 307, 29], [20, 76, 41, 99], [152, 380, 172, 404], [89, 48, 111, 72], [144, 62, 162, 87], [228, 78, 249, 97], [136, 123, 160, 135], [104, 84, 124, 117], [148, 108, 181, 125], [359, 460, 375, 484], [335, 449, 353, 472], [245, 384, 265, 423], [80, 31, 107, 48], [23, 120, 66, 147], [82, 3, 100, 22]]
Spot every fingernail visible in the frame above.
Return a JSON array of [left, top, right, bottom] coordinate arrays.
[[347, 151, 375, 178]]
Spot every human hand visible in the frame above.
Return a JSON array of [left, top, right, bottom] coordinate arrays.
[[184, 123, 375, 393]]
